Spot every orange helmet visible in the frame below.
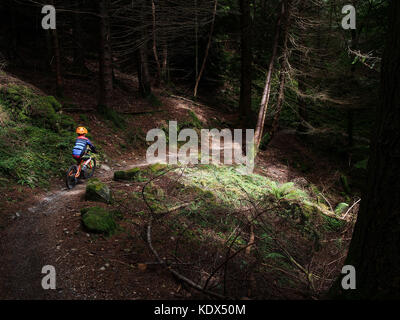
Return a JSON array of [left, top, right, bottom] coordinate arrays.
[[76, 127, 88, 135]]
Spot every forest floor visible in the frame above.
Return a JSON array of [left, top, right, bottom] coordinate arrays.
[[0, 69, 358, 299]]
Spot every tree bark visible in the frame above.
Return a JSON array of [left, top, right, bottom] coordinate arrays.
[[151, 0, 162, 85], [51, 29, 64, 97], [330, 0, 400, 299], [346, 29, 359, 147], [295, 0, 308, 134], [135, 1, 152, 98], [72, 0, 86, 72], [193, 0, 218, 97], [194, 0, 199, 81], [254, 0, 285, 150], [239, 0, 253, 126], [137, 43, 152, 97], [98, 0, 113, 111], [268, 0, 292, 144], [296, 75, 308, 132], [162, 43, 168, 81]]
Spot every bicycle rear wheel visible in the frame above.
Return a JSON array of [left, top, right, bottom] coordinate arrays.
[[66, 165, 78, 189], [83, 158, 96, 179]]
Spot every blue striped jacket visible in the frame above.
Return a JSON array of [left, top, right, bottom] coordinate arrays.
[[72, 135, 94, 157]]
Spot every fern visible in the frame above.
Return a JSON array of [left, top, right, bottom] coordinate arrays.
[[269, 181, 307, 201]]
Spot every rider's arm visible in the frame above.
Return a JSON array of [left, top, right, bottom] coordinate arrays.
[[87, 139, 97, 153]]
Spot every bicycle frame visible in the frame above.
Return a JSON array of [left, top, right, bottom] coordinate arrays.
[[72, 152, 94, 178]]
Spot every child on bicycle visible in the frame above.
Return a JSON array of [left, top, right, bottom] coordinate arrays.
[[72, 127, 97, 174]]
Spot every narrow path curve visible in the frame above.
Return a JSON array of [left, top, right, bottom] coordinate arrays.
[[0, 145, 253, 299], [0, 159, 149, 299]]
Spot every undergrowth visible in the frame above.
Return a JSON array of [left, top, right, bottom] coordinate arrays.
[[182, 164, 310, 208], [0, 84, 77, 187]]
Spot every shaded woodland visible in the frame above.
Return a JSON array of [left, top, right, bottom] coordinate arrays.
[[0, 0, 398, 300]]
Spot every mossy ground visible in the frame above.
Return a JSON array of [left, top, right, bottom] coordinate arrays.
[[109, 162, 349, 297], [114, 163, 169, 182], [81, 206, 117, 235], [182, 164, 309, 208], [0, 85, 77, 187]]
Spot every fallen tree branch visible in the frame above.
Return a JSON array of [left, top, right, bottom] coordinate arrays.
[[342, 198, 361, 219], [164, 93, 207, 108], [318, 192, 335, 214], [146, 220, 228, 299]]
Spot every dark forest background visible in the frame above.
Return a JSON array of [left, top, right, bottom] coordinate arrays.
[[0, 0, 398, 300]]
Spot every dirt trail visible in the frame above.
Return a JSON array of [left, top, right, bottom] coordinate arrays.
[[0, 159, 148, 299], [0, 131, 340, 299], [0, 146, 250, 299]]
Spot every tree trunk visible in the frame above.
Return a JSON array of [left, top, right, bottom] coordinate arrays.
[[137, 43, 152, 98], [151, 0, 162, 85], [296, 75, 308, 132], [330, 0, 400, 299], [98, 0, 113, 111], [72, 0, 86, 72], [239, 0, 253, 126], [162, 43, 168, 81], [254, 0, 285, 150], [47, 0, 63, 97], [347, 29, 358, 147], [136, 1, 152, 98], [296, 0, 308, 134], [194, 0, 218, 98], [267, 0, 292, 144], [51, 29, 64, 97], [194, 0, 199, 81], [45, 30, 53, 72]]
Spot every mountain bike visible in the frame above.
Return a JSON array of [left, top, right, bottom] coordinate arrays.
[[66, 149, 96, 189]]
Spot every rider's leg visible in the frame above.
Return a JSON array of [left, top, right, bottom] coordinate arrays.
[[73, 155, 82, 178]]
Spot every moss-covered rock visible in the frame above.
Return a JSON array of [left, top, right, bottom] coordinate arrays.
[[113, 163, 168, 182], [0, 85, 74, 132], [114, 167, 140, 181], [147, 163, 168, 173], [85, 178, 112, 203], [81, 206, 117, 235]]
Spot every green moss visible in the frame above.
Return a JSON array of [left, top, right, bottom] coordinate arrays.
[[147, 163, 168, 173], [0, 85, 84, 187], [323, 215, 346, 232], [0, 84, 75, 132], [81, 206, 117, 235], [0, 104, 10, 125], [334, 202, 349, 215], [0, 125, 76, 187], [114, 167, 140, 181], [85, 178, 112, 203], [114, 164, 168, 182], [183, 165, 309, 208]]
